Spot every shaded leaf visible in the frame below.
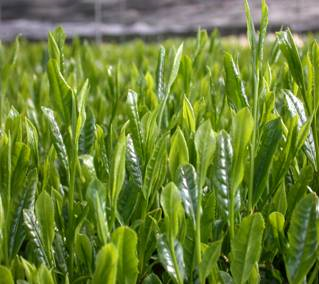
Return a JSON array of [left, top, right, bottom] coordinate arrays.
[[8, 169, 37, 260], [285, 193, 318, 284]]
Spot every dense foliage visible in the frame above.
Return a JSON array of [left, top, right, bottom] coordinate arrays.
[[0, 0, 319, 283]]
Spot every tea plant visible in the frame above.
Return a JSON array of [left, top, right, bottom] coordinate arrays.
[[0, 0, 319, 283]]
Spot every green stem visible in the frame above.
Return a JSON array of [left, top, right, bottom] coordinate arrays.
[[248, 71, 259, 212], [308, 261, 319, 284], [68, 150, 77, 278], [195, 188, 202, 266], [312, 106, 319, 190], [4, 134, 12, 265], [110, 206, 116, 230], [0, 94, 2, 127], [229, 191, 235, 241], [0, 73, 3, 127], [169, 239, 183, 284]]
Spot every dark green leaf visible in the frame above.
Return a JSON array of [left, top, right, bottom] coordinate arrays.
[[8, 169, 37, 260], [142, 135, 167, 200], [276, 30, 307, 105], [47, 59, 73, 123], [199, 240, 222, 282], [79, 107, 96, 155], [75, 234, 93, 269], [253, 118, 282, 206], [287, 166, 313, 217], [11, 142, 31, 195], [143, 273, 162, 284]]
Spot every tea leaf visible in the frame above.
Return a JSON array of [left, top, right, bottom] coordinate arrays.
[[112, 226, 139, 284], [230, 213, 265, 284], [285, 193, 318, 284]]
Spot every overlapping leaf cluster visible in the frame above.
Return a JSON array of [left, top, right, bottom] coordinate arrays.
[[0, 1, 319, 283]]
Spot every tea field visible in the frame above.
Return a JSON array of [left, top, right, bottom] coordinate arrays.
[[0, 1, 318, 283]]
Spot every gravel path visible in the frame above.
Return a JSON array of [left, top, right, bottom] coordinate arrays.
[[1, 0, 318, 41]]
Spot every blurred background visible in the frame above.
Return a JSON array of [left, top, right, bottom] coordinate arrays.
[[0, 0, 318, 41]]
